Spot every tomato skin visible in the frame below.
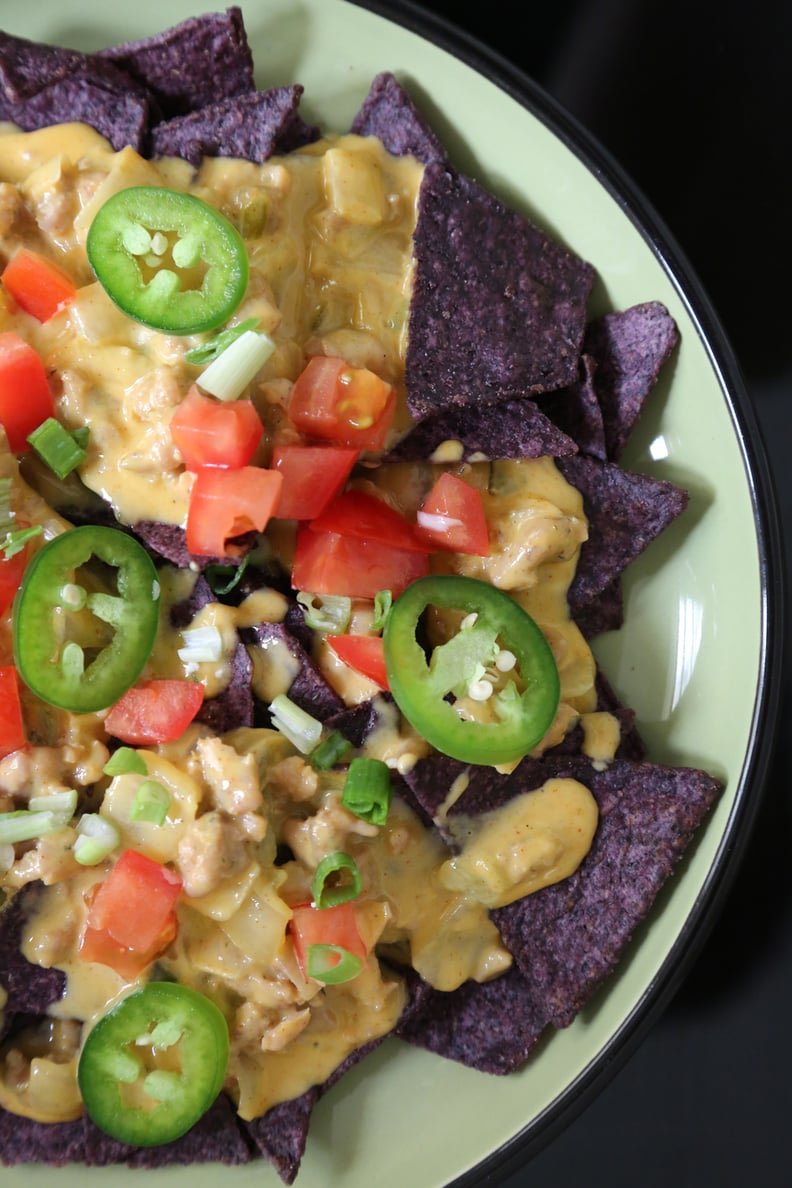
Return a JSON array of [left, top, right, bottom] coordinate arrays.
[[0, 666, 25, 759], [0, 541, 29, 617], [416, 471, 491, 556], [2, 249, 77, 322], [0, 332, 55, 452], [290, 902, 367, 979], [170, 385, 263, 470], [310, 489, 429, 553], [185, 465, 282, 557], [292, 525, 429, 600], [80, 849, 182, 979], [272, 443, 359, 520], [327, 634, 389, 690], [287, 356, 395, 450], [104, 679, 205, 745]]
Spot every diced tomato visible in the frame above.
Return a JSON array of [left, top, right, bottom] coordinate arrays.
[[327, 634, 389, 690], [272, 443, 359, 520], [292, 525, 429, 600], [104, 679, 205, 745], [309, 489, 429, 553], [185, 465, 282, 557], [2, 249, 77, 323], [80, 849, 182, 979], [0, 540, 29, 617], [415, 471, 491, 556], [287, 356, 396, 450], [169, 385, 263, 471], [0, 667, 25, 759], [290, 902, 368, 979], [0, 332, 55, 452]]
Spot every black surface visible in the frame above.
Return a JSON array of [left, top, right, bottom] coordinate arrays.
[[407, 3, 791, 1186]]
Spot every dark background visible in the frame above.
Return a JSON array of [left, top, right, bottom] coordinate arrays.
[[409, 2, 791, 1185]]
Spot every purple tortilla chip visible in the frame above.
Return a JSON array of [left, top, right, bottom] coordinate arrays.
[[558, 454, 688, 614], [0, 31, 151, 152], [396, 963, 548, 1074], [406, 164, 595, 421], [0, 885, 66, 1019], [150, 87, 320, 168], [196, 641, 255, 732], [82, 1092, 251, 1168], [399, 752, 720, 1068], [542, 353, 608, 461], [242, 1090, 317, 1185], [323, 695, 392, 747], [100, 7, 255, 120], [584, 301, 679, 461], [570, 574, 625, 639], [349, 71, 448, 165], [385, 395, 578, 462], [490, 755, 720, 1027], [243, 621, 345, 720], [0, 1110, 85, 1167], [132, 520, 255, 569]]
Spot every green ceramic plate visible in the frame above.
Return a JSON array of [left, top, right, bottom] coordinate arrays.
[[1, 1, 783, 1184]]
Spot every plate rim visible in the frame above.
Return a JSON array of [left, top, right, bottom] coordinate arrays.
[[347, 0, 786, 1181]]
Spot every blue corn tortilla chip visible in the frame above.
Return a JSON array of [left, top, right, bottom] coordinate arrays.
[[571, 574, 625, 639], [541, 352, 608, 461], [0, 31, 151, 152], [0, 885, 66, 1023], [81, 1093, 251, 1168], [349, 71, 448, 165], [100, 7, 255, 120], [241, 1090, 317, 1185], [0, 1110, 86, 1167], [397, 752, 720, 1070], [385, 395, 578, 462], [150, 86, 320, 168], [558, 454, 688, 616], [584, 301, 679, 461], [196, 641, 255, 732], [131, 520, 256, 569], [406, 164, 595, 421], [242, 621, 345, 721], [396, 962, 548, 1074]]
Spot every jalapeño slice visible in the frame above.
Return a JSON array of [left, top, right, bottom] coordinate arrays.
[[87, 186, 248, 335], [13, 525, 160, 713], [77, 982, 229, 1146], [382, 575, 560, 766]]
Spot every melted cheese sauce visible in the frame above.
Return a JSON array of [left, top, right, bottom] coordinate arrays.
[[0, 118, 621, 1127]]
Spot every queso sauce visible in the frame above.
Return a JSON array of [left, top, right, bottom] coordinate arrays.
[[0, 121, 617, 1128]]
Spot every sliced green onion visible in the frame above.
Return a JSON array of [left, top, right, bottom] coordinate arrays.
[[311, 851, 362, 909], [27, 418, 87, 479], [204, 554, 249, 596], [130, 780, 171, 825], [73, 813, 120, 866], [2, 524, 42, 559], [0, 476, 12, 529], [341, 757, 392, 825], [29, 789, 78, 818], [185, 318, 261, 366], [269, 694, 323, 754], [177, 624, 224, 664], [306, 943, 363, 984], [0, 809, 69, 845], [197, 329, 275, 401], [296, 592, 351, 634], [104, 747, 147, 777], [310, 730, 353, 771], [371, 589, 393, 634]]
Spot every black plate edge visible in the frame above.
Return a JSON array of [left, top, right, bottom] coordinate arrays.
[[345, 0, 787, 1183]]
